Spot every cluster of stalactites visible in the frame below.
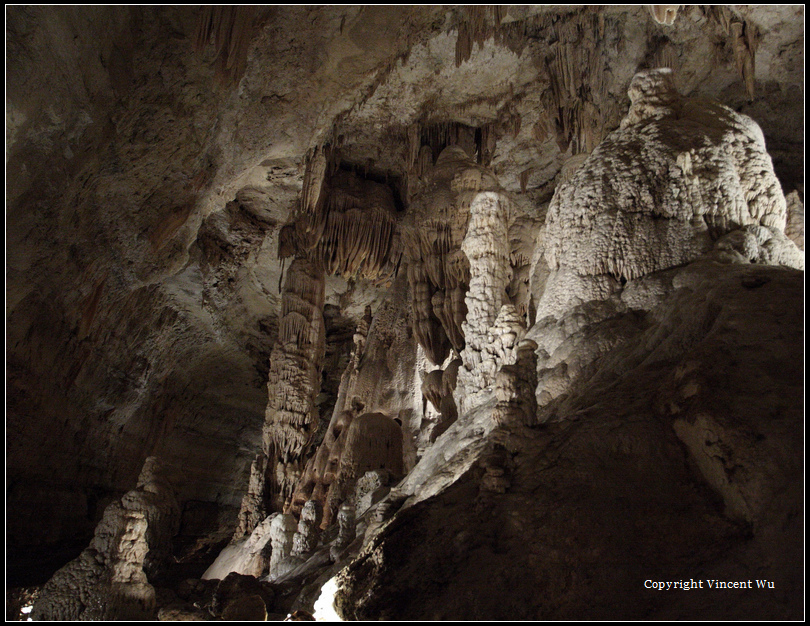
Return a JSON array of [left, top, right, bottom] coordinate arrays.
[[532, 10, 611, 156], [403, 145, 504, 365], [194, 6, 259, 86], [455, 5, 528, 67], [704, 6, 759, 101], [405, 223, 470, 364], [265, 257, 326, 506], [407, 122, 498, 176], [279, 152, 402, 285]]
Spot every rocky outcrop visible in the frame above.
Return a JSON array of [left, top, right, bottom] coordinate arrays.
[[537, 68, 795, 322], [335, 261, 803, 620], [31, 457, 180, 621]]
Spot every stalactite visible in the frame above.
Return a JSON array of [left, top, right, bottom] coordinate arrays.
[[649, 5, 681, 26], [404, 145, 501, 365], [301, 146, 329, 218], [194, 7, 259, 86], [705, 7, 758, 102], [455, 6, 507, 67], [541, 11, 612, 155], [279, 167, 402, 284], [730, 20, 758, 101], [519, 169, 531, 194]]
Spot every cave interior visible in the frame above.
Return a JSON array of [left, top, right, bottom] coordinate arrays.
[[5, 5, 805, 621]]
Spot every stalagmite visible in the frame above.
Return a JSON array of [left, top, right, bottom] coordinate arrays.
[[455, 191, 513, 415], [283, 275, 416, 531], [267, 514, 298, 580], [291, 500, 323, 557], [32, 458, 180, 621], [329, 503, 357, 562], [536, 68, 793, 322], [233, 454, 267, 540], [404, 145, 500, 365]]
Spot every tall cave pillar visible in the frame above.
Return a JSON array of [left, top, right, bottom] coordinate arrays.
[[455, 191, 513, 415], [263, 256, 326, 514]]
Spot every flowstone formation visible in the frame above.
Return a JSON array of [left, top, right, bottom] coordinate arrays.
[[31, 458, 180, 621], [527, 68, 803, 413], [535, 68, 799, 322]]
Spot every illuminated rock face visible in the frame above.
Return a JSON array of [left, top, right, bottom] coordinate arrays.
[[4, 5, 804, 621], [537, 68, 799, 323], [31, 458, 179, 621]]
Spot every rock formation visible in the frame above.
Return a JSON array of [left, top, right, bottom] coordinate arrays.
[[5, 5, 803, 623], [536, 67, 798, 322], [264, 257, 327, 511], [31, 458, 179, 621], [456, 192, 515, 414], [267, 514, 298, 581]]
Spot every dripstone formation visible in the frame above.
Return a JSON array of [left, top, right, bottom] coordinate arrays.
[[6, 5, 803, 622]]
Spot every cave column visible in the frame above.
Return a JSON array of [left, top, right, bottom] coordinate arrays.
[[263, 256, 326, 514], [455, 191, 512, 415]]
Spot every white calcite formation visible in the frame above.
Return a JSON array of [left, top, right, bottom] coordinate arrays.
[[713, 224, 804, 270], [291, 500, 323, 557], [202, 513, 277, 581], [537, 68, 791, 322], [31, 457, 179, 621], [455, 184, 514, 415], [404, 144, 500, 364], [354, 469, 392, 516], [783, 191, 804, 251], [267, 513, 298, 581]]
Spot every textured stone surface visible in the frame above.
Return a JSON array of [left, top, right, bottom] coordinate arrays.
[[31, 457, 180, 620], [537, 68, 792, 321], [5, 6, 804, 621], [336, 262, 803, 620]]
